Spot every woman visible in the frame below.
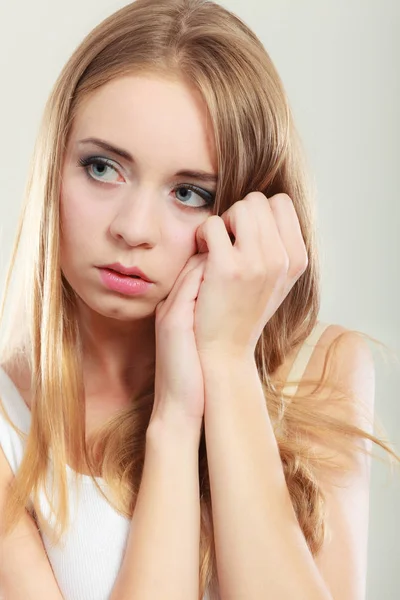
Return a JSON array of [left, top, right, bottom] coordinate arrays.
[[0, 0, 397, 598]]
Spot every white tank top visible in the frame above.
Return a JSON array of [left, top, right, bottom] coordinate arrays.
[[0, 321, 330, 600]]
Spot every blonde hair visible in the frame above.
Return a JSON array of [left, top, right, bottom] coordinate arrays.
[[0, 1, 398, 598]]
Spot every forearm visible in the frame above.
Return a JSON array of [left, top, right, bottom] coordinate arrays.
[[0, 510, 64, 600], [110, 418, 201, 600], [201, 357, 332, 600]]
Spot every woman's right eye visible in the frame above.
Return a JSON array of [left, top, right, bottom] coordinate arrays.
[[77, 156, 125, 184]]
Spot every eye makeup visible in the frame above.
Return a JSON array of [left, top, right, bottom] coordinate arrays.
[[76, 154, 216, 211]]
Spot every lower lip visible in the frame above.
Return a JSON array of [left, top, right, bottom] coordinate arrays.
[[98, 268, 153, 296]]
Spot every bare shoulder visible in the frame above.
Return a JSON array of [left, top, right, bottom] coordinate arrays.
[[272, 321, 352, 390], [273, 321, 375, 468], [298, 322, 375, 417], [273, 321, 374, 386]]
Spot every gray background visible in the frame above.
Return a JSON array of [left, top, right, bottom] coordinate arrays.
[[0, 1, 398, 597]]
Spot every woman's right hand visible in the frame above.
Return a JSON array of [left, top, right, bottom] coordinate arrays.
[[149, 252, 207, 439]]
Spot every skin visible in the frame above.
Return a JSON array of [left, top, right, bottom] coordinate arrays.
[[59, 73, 218, 410]]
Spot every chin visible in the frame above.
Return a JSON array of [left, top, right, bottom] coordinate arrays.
[[87, 294, 157, 321]]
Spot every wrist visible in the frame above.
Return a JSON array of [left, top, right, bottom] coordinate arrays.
[[147, 411, 202, 451], [199, 351, 257, 375]]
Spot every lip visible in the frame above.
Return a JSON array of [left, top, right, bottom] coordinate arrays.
[[99, 262, 153, 282], [98, 268, 153, 296]]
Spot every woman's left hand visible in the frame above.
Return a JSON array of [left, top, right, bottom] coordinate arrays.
[[193, 192, 308, 362]]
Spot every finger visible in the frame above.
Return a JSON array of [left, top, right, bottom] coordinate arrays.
[[157, 254, 206, 318], [241, 192, 293, 268], [171, 253, 205, 293], [157, 262, 206, 326], [247, 192, 276, 256], [268, 194, 308, 279], [219, 200, 260, 256], [195, 215, 233, 263]]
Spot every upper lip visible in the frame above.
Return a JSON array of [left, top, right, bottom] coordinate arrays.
[[100, 262, 153, 282]]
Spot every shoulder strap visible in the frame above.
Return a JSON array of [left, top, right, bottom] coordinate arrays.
[[0, 365, 31, 475], [282, 322, 331, 399]]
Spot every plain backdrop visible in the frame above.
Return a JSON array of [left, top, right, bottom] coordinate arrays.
[[0, 1, 399, 598]]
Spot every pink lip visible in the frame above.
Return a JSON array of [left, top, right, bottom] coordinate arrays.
[[100, 262, 153, 282], [98, 268, 153, 296]]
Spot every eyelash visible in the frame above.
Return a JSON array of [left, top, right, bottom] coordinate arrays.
[[77, 155, 216, 210]]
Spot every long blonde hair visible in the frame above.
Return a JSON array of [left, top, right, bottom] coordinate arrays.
[[0, 1, 398, 598]]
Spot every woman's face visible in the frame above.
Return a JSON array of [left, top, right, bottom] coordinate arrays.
[[60, 73, 218, 322]]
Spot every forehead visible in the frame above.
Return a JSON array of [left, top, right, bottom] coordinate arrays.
[[70, 74, 217, 173]]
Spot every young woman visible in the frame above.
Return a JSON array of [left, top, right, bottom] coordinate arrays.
[[0, 1, 397, 599]]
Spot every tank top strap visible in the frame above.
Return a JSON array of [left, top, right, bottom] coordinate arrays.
[[0, 365, 31, 475], [282, 321, 331, 399]]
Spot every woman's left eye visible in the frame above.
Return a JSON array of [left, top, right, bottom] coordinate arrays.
[[172, 184, 215, 210]]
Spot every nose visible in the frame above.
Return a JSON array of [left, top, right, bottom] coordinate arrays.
[[109, 188, 159, 248]]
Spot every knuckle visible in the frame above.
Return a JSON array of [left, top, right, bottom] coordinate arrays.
[[232, 199, 249, 214], [225, 263, 241, 279], [245, 191, 265, 202], [269, 193, 292, 208], [278, 192, 293, 203], [272, 253, 289, 276], [247, 262, 265, 279], [295, 252, 309, 276]]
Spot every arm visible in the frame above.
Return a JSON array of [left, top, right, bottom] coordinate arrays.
[[201, 358, 331, 600], [200, 330, 373, 600], [109, 417, 201, 600], [1, 419, 201, 600], [0, 446, 64, 600]]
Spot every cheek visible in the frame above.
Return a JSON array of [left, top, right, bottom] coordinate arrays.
[[163, 223, 200, 281], [60, 177, 102, 248], [60, 191, 96, 277]]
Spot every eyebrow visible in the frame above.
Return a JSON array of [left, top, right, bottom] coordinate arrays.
[[77, 137, 218, 184]]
